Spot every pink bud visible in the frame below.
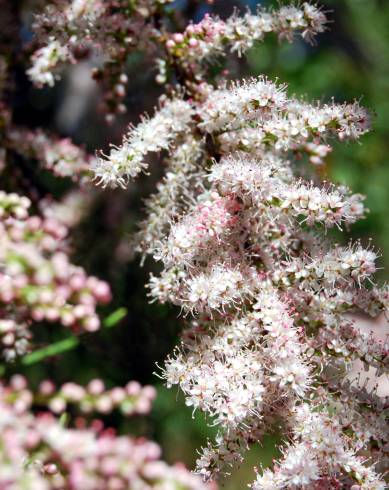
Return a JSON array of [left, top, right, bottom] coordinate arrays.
[[73, 305, 86, 319], [135, 398, 151, 414], [189, 38, 199, 48], [45, 307, 60, 322], [114, 84, 126, 98], [95, 395, 113, 413], [27, 216, 42, 231], [43, 463, 58, 475], [10, 374, 27, 390], [70, 275, 86, 291], [49, 397, 66, 413], [88, 378, 105, 395], [142, 385, 157, 400], [39, 380, 55, 395], [2, 332, 15, 346], [110, 387, 125, 403], [93, 281, 111, 302], [79, 292, 95, 306], [105, 113, 115, 125], [173, 33, 184, 44], [83, 316, 100, 332], [119, 73, 128, 84], [61, 311, 75, 326], [32, 308, 45, 321], [25, 430, 41, 449], [126, 381, 141, 396]]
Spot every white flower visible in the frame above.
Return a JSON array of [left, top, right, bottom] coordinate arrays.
[[27, 40, 69, 87], [93, 99, 194, 187]]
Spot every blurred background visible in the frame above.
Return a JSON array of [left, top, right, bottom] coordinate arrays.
[[8, 0, 389, 487]]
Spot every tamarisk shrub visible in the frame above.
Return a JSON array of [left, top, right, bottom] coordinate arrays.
[[92, 5, 386, 490], [29, 0, 388, 489], [0, 2, 212, 486]]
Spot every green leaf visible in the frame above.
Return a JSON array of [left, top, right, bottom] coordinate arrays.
[[19, 308, 126, 366], [21, 336, 80, 365], [103, 307, 127, 328], [59, 412, 69, 427]]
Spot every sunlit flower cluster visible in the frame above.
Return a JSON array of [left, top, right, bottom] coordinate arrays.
[[163, 3, 327, 80], [28, 0, 174, 117], [88, 3, 389, 489], [93, 98, 194, 188], [27, 1, 389, 489]]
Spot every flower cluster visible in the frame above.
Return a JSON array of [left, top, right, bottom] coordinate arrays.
[[93, 77, 370, 190], [88, 3, 389, 489], [93, 98, 194, 188], [1, 3, 212, 488], [1, 375, 156, 417], [28, 0, 174, 118], [28, 39, 70, 88], [8, 128, 95, 184], [253, 401, 387, 490], [0, 190, 111, 360], [0, 375, 209, 490], [163, 3, 327, 81], [28, 1, 388, 488], [28, 1, 327, 118]]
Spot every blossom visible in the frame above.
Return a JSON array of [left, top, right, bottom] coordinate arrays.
[[181, 264, 257, 314], [27, 39, 69, 87], [161, 193, 241, 266], [0, 191, 111, 359], [93, 98, 194, 187], [165, 3, 327, 75], [8, 129, 94, 184], [198, 77, 288, 133], [26, 1, 388, 488], [0, 377, 208, 490]]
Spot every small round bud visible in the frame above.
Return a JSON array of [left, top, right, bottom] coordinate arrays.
[[173, 33, 184, 44], [43, 463, 58, 475]]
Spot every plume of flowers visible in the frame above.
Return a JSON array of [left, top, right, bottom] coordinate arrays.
[[28, 1, 327, 118], [93, 98, 194, 188], [28, 0, 174, 118], [29, 1, 388, 488], [87, 3, 389, 489], [163, 3, 327, 82]]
